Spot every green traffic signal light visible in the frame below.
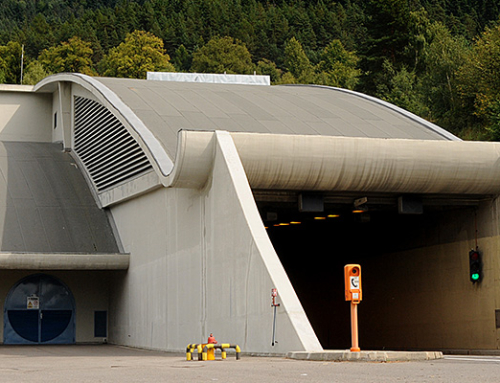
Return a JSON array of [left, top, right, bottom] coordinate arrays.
[[469, 250, 482, 283]]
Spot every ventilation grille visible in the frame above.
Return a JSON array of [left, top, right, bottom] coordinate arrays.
[[73, 96, 153, 192]]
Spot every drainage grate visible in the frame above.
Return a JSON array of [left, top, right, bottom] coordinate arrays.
[[73, 96, 153, 192]]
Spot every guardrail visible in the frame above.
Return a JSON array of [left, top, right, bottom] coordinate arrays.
[[186, 343, 241, 361]]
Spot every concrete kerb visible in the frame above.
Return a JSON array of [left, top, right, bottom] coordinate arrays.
[[287, 350, 443, 362]]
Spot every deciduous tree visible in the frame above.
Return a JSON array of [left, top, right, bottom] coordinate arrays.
[[315, 39, 361, 89], [191, 36, 254, 74], [419, 22, 471, 133], [457, 24, 500, 139], [39, 36, 95, 75], [283, 37, 314, 83], [100, 30, 175, 78], [0, 41, 22, 84], [23, 60, 51, 85]]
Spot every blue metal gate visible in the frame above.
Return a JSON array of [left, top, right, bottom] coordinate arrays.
[[4, 274, 75, 344]]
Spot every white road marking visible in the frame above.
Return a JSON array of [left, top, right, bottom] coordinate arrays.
[[444, 356, 500, 362]]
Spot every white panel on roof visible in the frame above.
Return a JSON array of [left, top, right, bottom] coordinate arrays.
[[147, 72, 271, 86]]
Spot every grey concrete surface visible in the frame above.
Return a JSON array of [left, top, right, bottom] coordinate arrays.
[[0, 345, 499, 383], [287, 350, 443, 362]]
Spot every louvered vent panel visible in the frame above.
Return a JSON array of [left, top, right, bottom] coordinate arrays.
[[73, 96, 153, 192]]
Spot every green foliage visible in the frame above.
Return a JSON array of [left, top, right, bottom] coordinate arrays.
[[0, 0, 499, 139], [23, 60, 51, 85], [172, 44, 191, 72], [315, 39, 361, 90], [39, 36, 96, 75], [0, 41, 22, 84], [359, 0, 412, 92], [405, 8, 433, 72], [282, 37, 361, 89], [191, 36, 254, 74], [100, 30, 175, 78], [256, 59, 282, 84], [284, 37, 314, 83], [419, 22, 471, 133], [376, 60, 429, 117], [457, 25, 500, 139], [23, 14, 55, 58]]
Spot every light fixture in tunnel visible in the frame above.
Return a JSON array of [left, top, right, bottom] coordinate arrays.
[[327, 214, 340, 218], [279, 223, 290, 226], [353, 197, 368, 214], [314, 216, 326, 220], [299, 193, 324, 212], [290, 221, 301, 225]]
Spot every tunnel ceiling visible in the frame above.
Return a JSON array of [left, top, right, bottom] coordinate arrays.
[[255, 190, 487, 227]]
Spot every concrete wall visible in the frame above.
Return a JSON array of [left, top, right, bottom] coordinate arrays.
[[0, 86, 120, 345], [0, 89, 52, 142], [107, 132, 321, 353], [0, 270, 111, 343], [108, 187, 204, 350]]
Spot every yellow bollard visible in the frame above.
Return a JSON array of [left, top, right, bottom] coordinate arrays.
[[201, 344, 216, 360]]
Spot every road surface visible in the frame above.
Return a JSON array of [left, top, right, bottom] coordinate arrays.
[[0, 345, 498, 383]]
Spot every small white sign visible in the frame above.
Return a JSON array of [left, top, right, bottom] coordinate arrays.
[[350, 276, 360, 290], [352, 293, 359, 300], [27, 296, 39, 310]]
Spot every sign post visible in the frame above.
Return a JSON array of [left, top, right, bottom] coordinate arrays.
[[344, 264, 362, 352]]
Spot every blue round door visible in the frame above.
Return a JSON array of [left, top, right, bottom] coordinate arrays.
[[4, 274, 75, 344]]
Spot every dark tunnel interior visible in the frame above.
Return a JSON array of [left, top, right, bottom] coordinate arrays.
[[259, 195, 478, 350]]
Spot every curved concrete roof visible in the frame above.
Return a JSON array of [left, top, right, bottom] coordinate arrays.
[[35, 74, 458, 171], [95, 77, 458, 160], [37, 74, 482, 199], [0, 141, 119, 253]]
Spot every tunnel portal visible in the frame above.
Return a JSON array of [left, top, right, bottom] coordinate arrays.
[[258, 191, 483, 350]]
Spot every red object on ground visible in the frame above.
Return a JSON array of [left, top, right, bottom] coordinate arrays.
[[208, 333, 217, 344]]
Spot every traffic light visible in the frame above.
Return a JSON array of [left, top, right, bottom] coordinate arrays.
[[469, 249, 482, 283]]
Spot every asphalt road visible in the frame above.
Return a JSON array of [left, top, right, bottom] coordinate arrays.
[[0, 345, 499, 383]]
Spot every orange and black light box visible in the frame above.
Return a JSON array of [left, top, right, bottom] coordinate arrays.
[[344, 264, 362, 303]]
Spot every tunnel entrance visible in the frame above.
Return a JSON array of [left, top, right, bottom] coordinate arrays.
[[257, 191, 485, 350]]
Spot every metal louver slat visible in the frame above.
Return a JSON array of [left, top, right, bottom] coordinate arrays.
[[97, 162, 152, 190], [76, 111, 118, 141], [74, 105, 109, 136], [73, 96, 154, 192], [75, 110, 118, 141], [77, 128, 128, 158], [93, 156, 150, 183], [90, 149, 144, 180], [86, 143, 143, 172]]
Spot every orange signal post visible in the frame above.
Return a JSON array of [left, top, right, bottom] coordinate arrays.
[[344, 264, 362, 352]]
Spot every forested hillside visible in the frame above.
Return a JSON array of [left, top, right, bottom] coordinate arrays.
[[1, 0, 500, 140]]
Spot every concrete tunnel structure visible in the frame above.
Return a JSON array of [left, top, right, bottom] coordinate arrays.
[[0, 72, 500, 352]]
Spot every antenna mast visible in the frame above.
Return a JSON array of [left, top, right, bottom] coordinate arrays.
[[20, 44, 24, 85]]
